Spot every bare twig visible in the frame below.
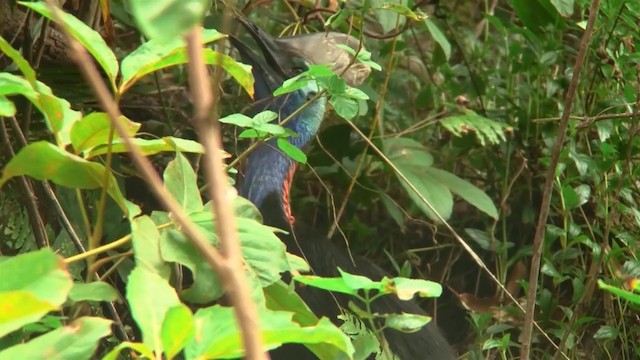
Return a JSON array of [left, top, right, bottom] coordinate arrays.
[[520, 1, 602, 359], [41, 0, 233, 338], [184, 26, 267, 359], [0, 118, 48, 248]]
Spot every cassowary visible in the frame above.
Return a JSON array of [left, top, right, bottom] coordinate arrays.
[[230, 18, 455, 360]]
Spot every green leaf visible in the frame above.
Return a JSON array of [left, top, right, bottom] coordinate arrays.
[[68, 282, 120, 302], [0, 72, 38, 99], [159, 201, 289, 304], [0, 95, 16, 116], [425, 167, 499, 219], [0, 248, 73, 305], [85, 137, 205, 158], [0, 317, 112, 360], [164, 153, 204, 213], [129, 0, 210, 41], [161, 305, 195, 359], [550, 0, 574, 17], [126, 267, 182, 353], [383, 137, 451, 220], [0, 292, 57, 338], [277, 138, 307, 163], [330, 95, 359, 120], [0, 35, 36, 85], [598, 280, 640, 304], [0, 74, 82, 147], [424, 19, 451, 61], [380, 312, 432, 333], [118, 30, 234, 93], [295, 269, 442, 300], [70, 113, 141, 155], [132, 216, 172, 279], [0, 141, 130, 215], [20, 1, 119, 88], [392, 277, 443, 300], [219, 113, 255, 127], [185, 306, 354, 359]]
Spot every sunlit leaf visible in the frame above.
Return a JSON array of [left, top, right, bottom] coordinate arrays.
[[164, 153, 204, 213], [70, 113, 140, 155], [0, 141, 130, 215], [68, 282, 120, 302], [129, 0, 210, 41], [185, 306, 354, 359], [0, 292, 57, 338], [127, 267, 182, 353], [0, 317, 112, 360], [20, 1, 118, 88]]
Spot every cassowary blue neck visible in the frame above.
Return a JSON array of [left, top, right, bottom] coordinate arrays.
[[239, 90, 326, 217]]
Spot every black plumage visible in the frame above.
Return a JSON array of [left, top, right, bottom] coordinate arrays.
[[231, 18, 455, 359]]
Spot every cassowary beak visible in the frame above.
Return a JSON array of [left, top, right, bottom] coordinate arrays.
[[229, 17, 371, 99]]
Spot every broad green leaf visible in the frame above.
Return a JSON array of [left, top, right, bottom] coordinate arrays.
[[118, 30, 237, 93], [203, 49, 254, 97], [85, 137, 206, 158], [330, 95, 359, 120], [392, 277, 443, 300], [508, 0, 560, 33], [70, 113, 140, 155], [0, 95, 16, 116], [274, 76, 311, 96], [265, 282, 350, 359], [20, 1, 118, 88], [0, 141, 130, 215], [126, 267, 182, 353], [380, 312, 432, 333], [0, 36, 36, 85], [277, 138, 307, 163], [160, 227, 224, 303], [0, 72, 38, 99], [132, 216, 172, 279], [0, 75, 81, 146], [0, 291, 57, 338], [550, 0, 574, 17], [129, 0, 210, 41], [424, 19, 451, 61], [68, 282, 120, 302], [440, 112, 511, 146], [219, 113, 255, 127], [383, 138, 451, 220], [0, 317, 112, 360], [0, 248, 73, 305], [371, 0, 407, 33], [159, 203, 289, 304], [425, 167, 499, 219], [164, 153, 203, 213], [161, 305, 195, 359], [185, 306, 354, 359]]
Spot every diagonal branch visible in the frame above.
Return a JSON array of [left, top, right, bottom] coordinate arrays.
[[520, 1, 602, 359]]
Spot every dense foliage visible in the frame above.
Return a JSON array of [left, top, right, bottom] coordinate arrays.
[[1, 0, 639, 359]]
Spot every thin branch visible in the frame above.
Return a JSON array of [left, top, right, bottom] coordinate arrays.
[[185, 27, 267, 359], [41, 0, 229, 313], [520, 1, 601, 359], [0, 118, 48, 248]]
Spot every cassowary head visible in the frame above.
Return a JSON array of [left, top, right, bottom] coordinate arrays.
[[230, 18, 370, 220]]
